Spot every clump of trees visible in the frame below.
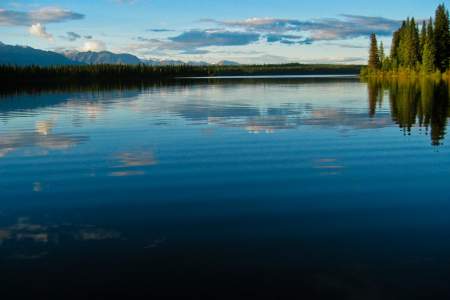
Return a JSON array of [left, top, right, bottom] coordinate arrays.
[[364, 4, 450, 76]]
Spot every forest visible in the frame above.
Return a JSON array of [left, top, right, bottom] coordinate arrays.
[[362, 4, 450, 78], [0, 64, 361, 84]]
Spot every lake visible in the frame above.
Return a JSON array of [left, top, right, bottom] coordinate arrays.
[[1, 76, 450, 299]]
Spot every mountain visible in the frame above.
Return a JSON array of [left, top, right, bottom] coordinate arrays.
[[187, 61, 210, 66], [64, 50, 142, 65], [0, 42, 237, 67], [141, 59, 209, 66], [159, 59, 186, 66], [216, 60, 240, 66], [141, 59, 162, 66], [0, 43, 81, 66], [140, 59, 184, 66]]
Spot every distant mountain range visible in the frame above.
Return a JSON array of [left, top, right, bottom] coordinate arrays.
[[64, 50, 142, 65], [0, 42, 81, 66], [0, 42, 240, 66], [216, 60, 241, 66]]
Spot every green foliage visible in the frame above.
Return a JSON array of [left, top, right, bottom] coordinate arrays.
[[364, 4, 450, 77], [368, 33, 380, 70], [434, 4, 450, 71], [379, 41, 385, 62], [422, 32, 436, 73], [420, 20, 427, 56], [396, 18, 420, 68]]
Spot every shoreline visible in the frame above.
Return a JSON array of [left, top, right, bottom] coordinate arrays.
[[1, 64, 362, 84], [360, 70, 450, 81]]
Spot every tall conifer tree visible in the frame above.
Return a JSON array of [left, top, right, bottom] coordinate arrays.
[[434, 4, 450, 71], [368, 33, 380, 70], [379, 41, 385, 68], [410, 18, 420, 67], [420, 21, 427, 61], [390, 30, 401, 68], [424, 19, 436, 71]]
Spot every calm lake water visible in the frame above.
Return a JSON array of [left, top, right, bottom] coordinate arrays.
[[1, 77, 450, 299]]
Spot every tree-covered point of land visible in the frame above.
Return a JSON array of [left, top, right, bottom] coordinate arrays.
[[362, 4, 450, 77]]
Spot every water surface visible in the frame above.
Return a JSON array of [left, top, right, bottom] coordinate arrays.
[[1, 77, 450, 299]]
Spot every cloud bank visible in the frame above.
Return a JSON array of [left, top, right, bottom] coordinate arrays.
[[131, 14, 400, 58], [169, 30, 260, 47], [0, 7, 84, 26], [204, 15, 401, 42]]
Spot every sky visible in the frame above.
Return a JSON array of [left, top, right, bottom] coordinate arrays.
[[0, 0, 446, 64]]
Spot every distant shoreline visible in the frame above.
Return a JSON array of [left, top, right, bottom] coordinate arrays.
[[178, 74, 359, 79], [1, 64, 362, 84]]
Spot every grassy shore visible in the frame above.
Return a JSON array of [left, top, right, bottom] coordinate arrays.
[[360, 67, 450, 82], [1, 64, 362, 83]]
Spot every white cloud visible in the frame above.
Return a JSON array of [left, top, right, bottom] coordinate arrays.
[[81, 40, 106, 52], [29, 23, 53, 40]]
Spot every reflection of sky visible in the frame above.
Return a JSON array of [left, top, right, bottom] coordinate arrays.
[[0, 120, 88, 158], [2, 80, 450, 298], [0, 79, 437, 200], [126, 80, 391, 133], [110, 151, 158, 177]]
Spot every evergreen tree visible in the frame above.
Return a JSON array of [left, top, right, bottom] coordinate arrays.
[[420, 20, 427, 60], [427, 17, 435, 43], [390, 30, 401, 68], [368, 33, 380, 70], [364, 4, 450, 75], [422, 19, 436, 73], [422, 39, 436, 73], [398, 19, 409, 66], [379, 41, 385, 68], [397, 18, 420, 68], [434, 4, 450, 71], [410, 18, 421, 67]]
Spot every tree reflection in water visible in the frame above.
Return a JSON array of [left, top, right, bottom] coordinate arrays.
[[367, 78, 450, 146]]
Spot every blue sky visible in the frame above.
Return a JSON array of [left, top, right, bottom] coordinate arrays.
[[0, 0, 446, 63]]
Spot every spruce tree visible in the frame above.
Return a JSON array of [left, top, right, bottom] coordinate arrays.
[[390, 30, 401, 68], [422, 39, 435, 73], [420, 20, 427, 60], [423, 19, 436, 72], [434, 4, 450, 71], [427, 17, 434, 43], [379, 41, 385, 68], [368, 33, 380, 70], [398, 19, 409, 66], [398, 18, 418, 68], [410, 18, 420, 67]]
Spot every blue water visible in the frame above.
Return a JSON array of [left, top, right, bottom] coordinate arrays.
[[1, 77, 450, 299]]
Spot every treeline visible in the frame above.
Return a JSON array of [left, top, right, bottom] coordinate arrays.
[[363, 4, 450, 76], [0, 63, 361, 83]]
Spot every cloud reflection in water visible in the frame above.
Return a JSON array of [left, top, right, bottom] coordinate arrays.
[[0, 119, 88, 158], [0, 218, 122, 260], [109, 151, 158, 177]]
